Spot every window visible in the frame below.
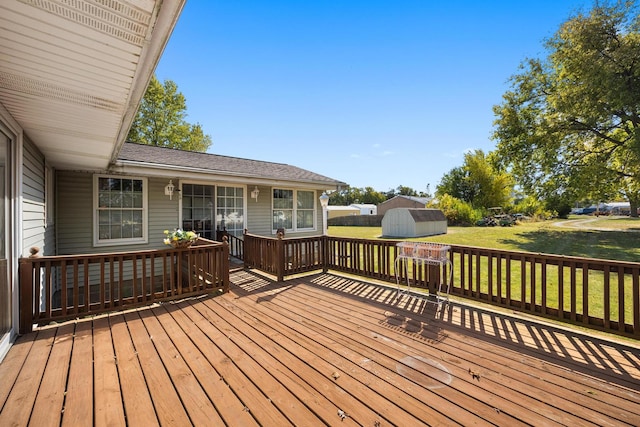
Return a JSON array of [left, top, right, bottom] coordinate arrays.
[[272, 189, 316, 232], [216, 186, 244, 237], [296, 190, 315, 229], [94, 175, 147, 246], [182, 184, 215, 239]]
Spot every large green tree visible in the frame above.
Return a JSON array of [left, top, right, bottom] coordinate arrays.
[[329, 186, 386, 205], [492, 1, 640, 216], [128, 76, 212, 151], [436, 150, 513, 209]]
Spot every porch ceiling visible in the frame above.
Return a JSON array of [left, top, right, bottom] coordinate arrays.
[[0, 0, 185, 170]]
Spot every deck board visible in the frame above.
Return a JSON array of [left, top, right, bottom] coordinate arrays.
[[93, 316, 126, 427], [29, 323, 74, 427], [1, 270, 639, 426], [62, 320, 93, 427], [277, 278, 606, 426], [110, 314, 159, 427], [0, 328, 56, 427], [123, 310, 192, 426]]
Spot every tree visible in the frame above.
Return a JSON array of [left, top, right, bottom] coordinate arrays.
[[436, 150, 513, 209], [492, 1, 640, 216], [128, 76, 212, 151], [328, 186, 386, 205]]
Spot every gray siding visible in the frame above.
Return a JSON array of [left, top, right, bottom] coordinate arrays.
[[21, 137, 51, 256], [57, 171, 180, 254], [245, 186, 324, 238], [246, 184, 271, 235], [56, 174, 325, 254]]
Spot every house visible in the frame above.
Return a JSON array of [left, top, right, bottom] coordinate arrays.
[[350, 203, 377, 215], [377, 195, 430, 216], [381, 208, 447, 238], [0, 0, 344, 361]]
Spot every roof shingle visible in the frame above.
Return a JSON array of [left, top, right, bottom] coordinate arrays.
[[117, 143, 346, 186]]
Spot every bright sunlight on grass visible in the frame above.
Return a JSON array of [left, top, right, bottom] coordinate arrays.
[[328, 216, 640, 262]]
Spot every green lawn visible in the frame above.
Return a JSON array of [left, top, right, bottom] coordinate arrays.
[[328, 216, 640, 262]]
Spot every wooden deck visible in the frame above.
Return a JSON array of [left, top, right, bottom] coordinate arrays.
[[1, 270, 639, 426]]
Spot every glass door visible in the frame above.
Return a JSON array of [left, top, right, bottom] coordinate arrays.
[[0, 131, 10, 344], [216, 186, 245, 238], [181, 184, 215, 239]]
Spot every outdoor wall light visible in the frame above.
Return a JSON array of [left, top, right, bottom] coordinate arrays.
[[251, 185, 260, 202], [319, 192, 329, 208], [319, 192, 329, 235], [165, 179, 175, 200]]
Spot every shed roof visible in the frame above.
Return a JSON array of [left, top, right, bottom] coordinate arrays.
[[406, 209, 446, 222], [379, 195, 430, 206], [116, 142, 346, 187]]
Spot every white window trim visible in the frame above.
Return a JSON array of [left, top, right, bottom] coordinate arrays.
[[93, 174, 148, 247], [272, 188, 317, 233]]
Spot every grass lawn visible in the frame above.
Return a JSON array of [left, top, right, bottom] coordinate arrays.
[[328, 216, 640, 262]]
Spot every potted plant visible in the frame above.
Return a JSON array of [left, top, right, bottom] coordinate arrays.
[[164, 228, 198, 248]]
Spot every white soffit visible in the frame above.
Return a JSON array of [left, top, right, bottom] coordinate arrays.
[[0, 0, 185, 170]]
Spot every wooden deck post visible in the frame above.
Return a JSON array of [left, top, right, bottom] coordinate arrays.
[[19, 257, 34, 334], [276, 231, 285, 282], [322, 235, 328, 273], [222, 236, 230, 293]]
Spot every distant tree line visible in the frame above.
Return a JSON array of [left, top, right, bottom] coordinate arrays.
[[327, 185, 432, 206]]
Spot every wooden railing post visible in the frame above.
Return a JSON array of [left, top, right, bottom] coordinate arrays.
[[222, 236, 230, 293], [19, 256, 35, 334], [322, 235, 328, 273], [276, 231, 285, 282]]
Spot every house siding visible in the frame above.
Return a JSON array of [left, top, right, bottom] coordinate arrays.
[[56, 174, 328, 257], [246, 184, 271, 236], [245, 186, 324, 238], [57, 171, 181, 254], [21, 137, 50, 256]]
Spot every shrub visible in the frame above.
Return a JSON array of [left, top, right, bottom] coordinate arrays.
[[513, 196, 553, 220], [429, 194, 483, 226]]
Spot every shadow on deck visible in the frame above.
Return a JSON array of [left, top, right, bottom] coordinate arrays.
[[1, 268, 638, 426]]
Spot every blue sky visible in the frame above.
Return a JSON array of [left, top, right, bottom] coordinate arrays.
[[155, 0, 591, 194]]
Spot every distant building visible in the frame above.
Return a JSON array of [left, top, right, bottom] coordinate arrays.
[[377, 195, 430, 216], [350, 203, 377, 215], [604, 202, 630, 215]]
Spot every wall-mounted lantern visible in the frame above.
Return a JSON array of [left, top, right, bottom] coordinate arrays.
[[165, 179, 175, 200], [251, 185, 260, 202]]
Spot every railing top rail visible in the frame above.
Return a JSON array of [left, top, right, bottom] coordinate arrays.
[[244, 232, 323, 242], [244, 232, 278, 241], [445, 242, 640, 267], [19, 240, 225, 264]]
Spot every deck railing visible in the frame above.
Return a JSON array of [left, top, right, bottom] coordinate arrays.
[[19, 238, 229, 333], [241, 234, 640, 338]]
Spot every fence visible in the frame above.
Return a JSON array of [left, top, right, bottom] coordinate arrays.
[[241, 234, 640, 338], [19, 238, 229, 333]]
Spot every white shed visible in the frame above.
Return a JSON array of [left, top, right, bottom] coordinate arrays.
[[350, 203, 377, 215], [382, 208, 447, 238]]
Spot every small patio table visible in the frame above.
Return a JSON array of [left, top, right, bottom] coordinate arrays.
[[395, 242, 452, 305]]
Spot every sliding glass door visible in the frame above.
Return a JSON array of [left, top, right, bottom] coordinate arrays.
[[181, 184, 245, 240]]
